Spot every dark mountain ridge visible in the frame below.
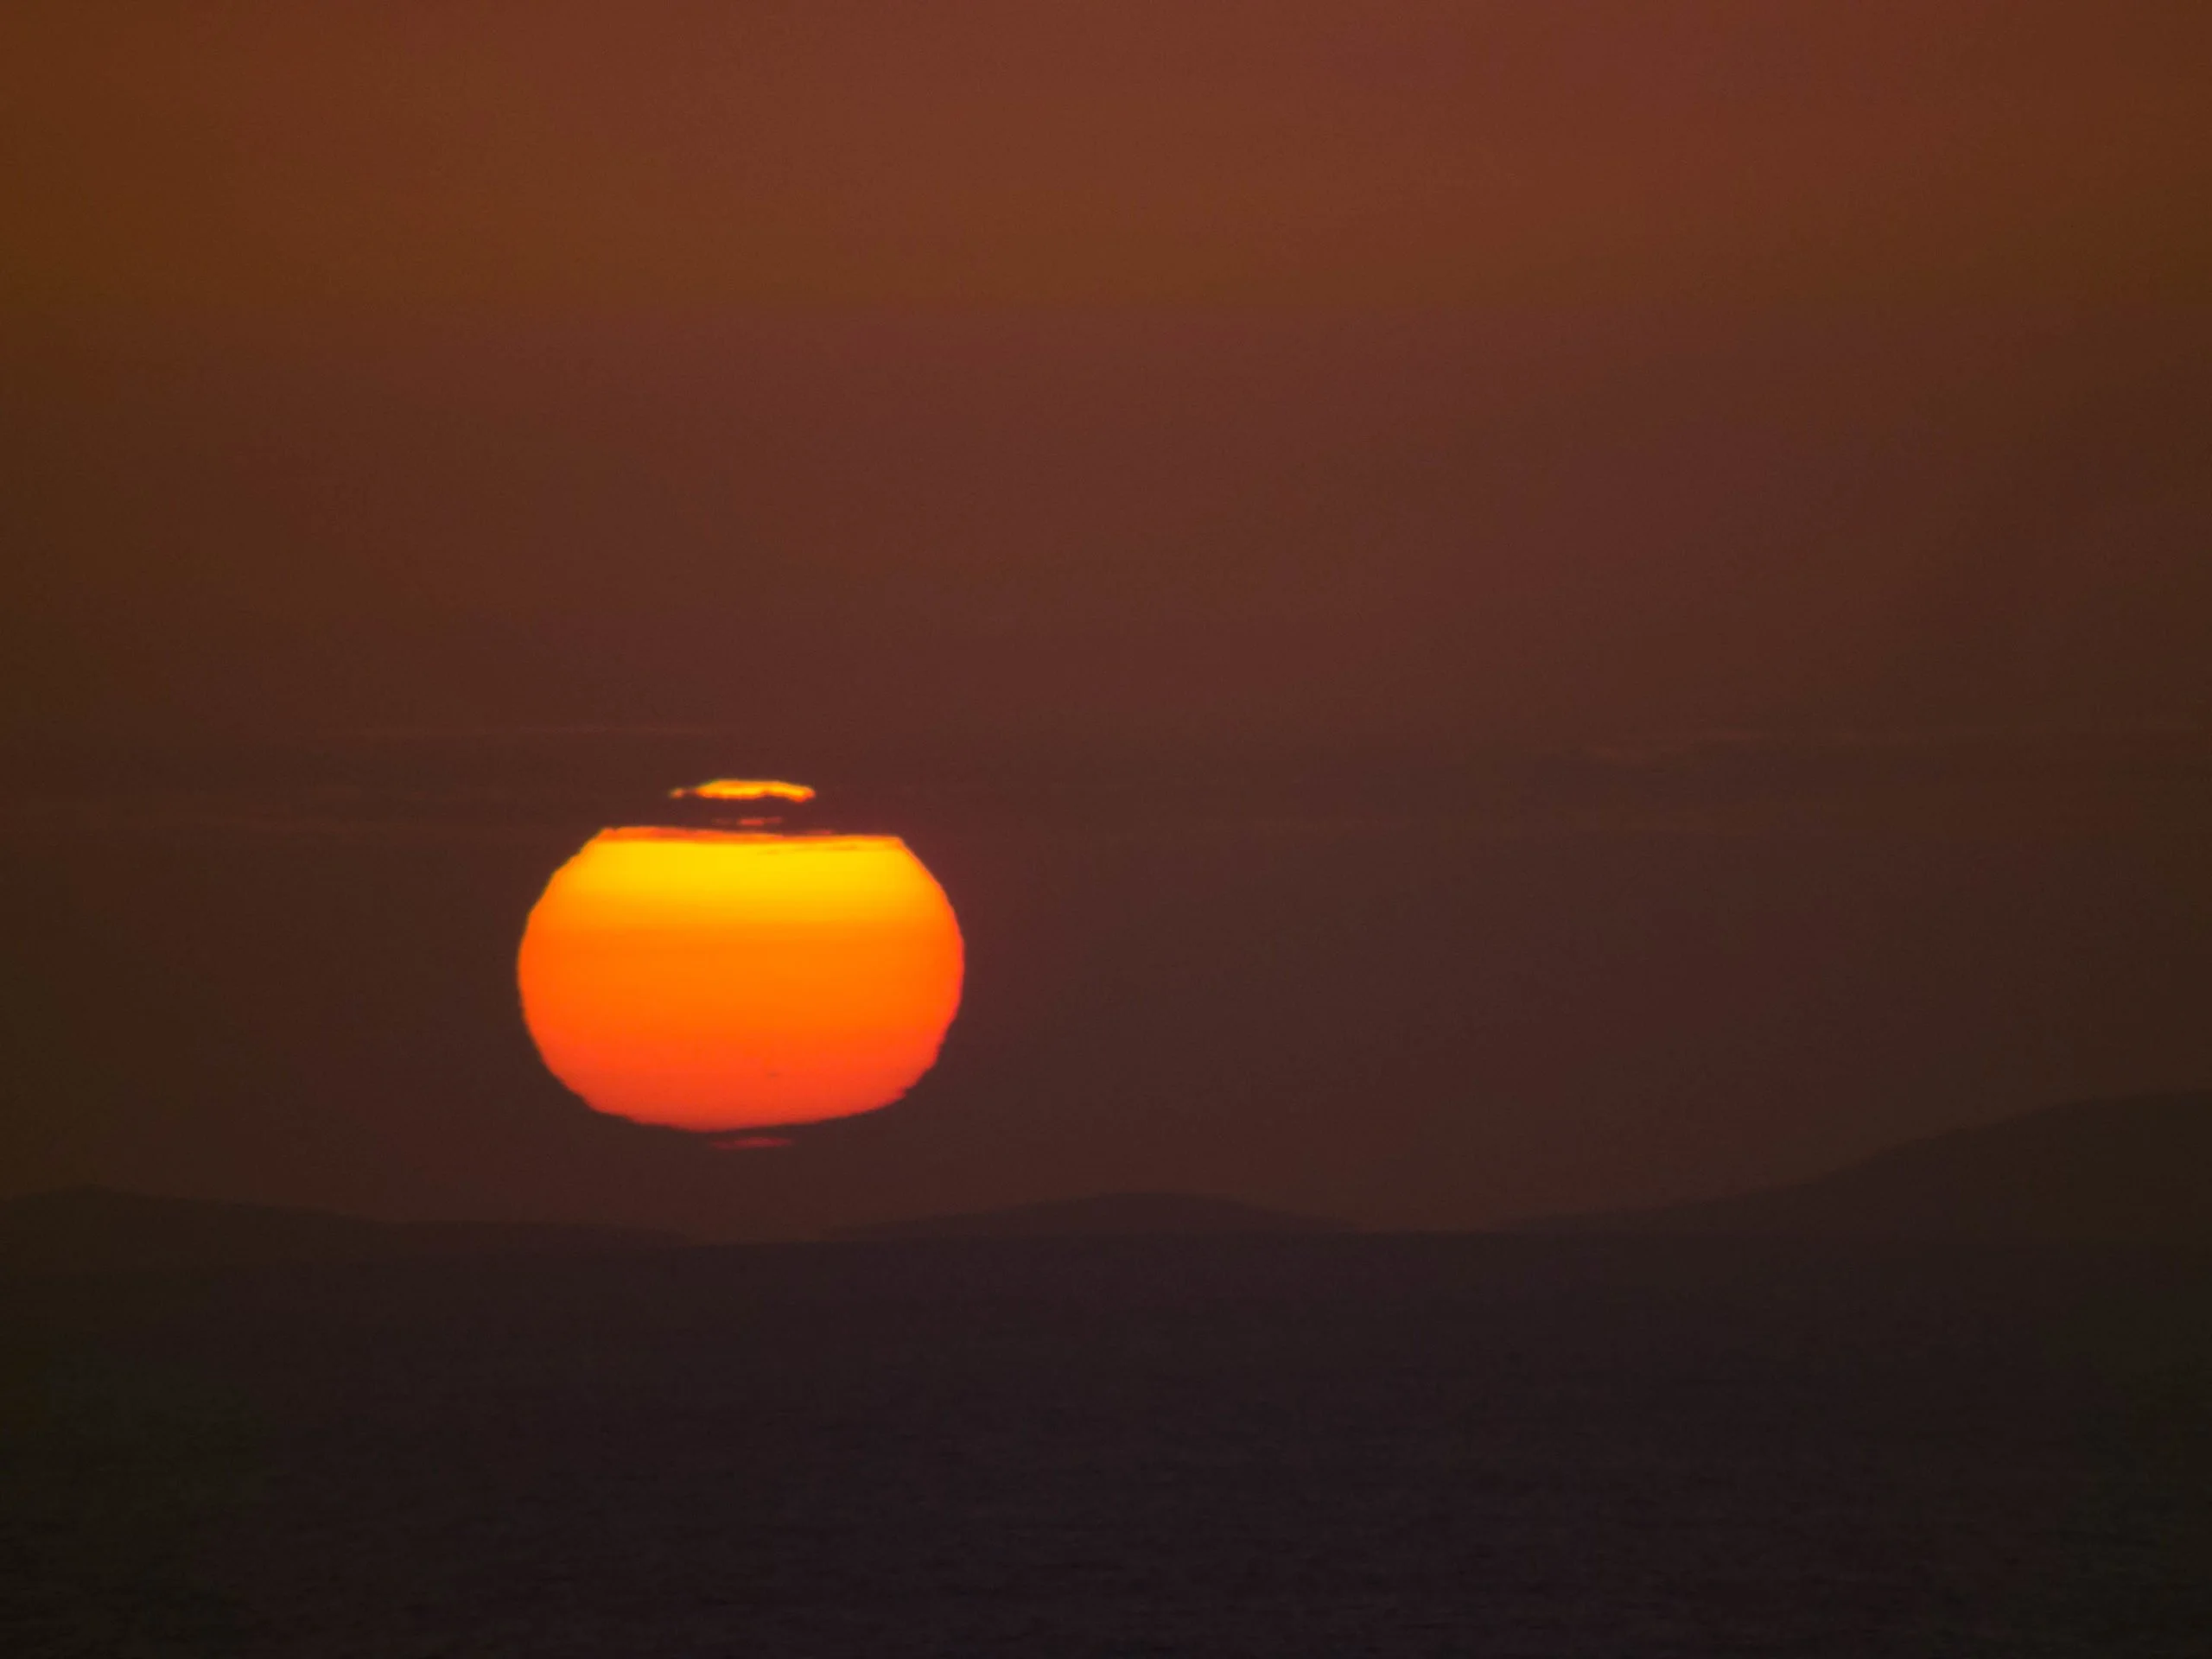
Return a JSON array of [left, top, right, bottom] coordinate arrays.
[[830, 1192, 1350, 1242], [0, 1186, 686, 1274], [1521, 1091, 2212, 1243]]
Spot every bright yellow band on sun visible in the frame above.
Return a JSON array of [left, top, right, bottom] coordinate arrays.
[[668, 779, 817, 803], [518, 828, 963, 1132]]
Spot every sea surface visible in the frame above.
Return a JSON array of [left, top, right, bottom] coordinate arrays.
[[5, 1236, 2209, 1657]]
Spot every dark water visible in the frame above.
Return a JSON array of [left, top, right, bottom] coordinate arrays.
[[6, 1236, 2209, 1657]]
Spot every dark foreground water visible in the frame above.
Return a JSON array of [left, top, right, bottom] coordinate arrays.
[[5, 1236, 2209, 1657]]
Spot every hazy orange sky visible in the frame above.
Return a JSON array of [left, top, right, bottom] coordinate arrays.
[[8, 3, 2206, 314], [3, 3, 2208, 1234], [8, 1, 2209, 751]]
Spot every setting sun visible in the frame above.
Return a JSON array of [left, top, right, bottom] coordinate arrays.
[[518, 826, 963, 1133]]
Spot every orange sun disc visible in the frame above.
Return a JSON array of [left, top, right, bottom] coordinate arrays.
[[518, 828, 963, 1132]]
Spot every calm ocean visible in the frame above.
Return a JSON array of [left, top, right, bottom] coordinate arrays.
[[7, 1235, 2208, 1656]]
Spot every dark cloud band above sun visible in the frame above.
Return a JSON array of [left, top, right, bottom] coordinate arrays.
[[4, 726, 2208, 848]]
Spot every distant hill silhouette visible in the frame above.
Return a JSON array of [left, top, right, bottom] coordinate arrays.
[[1521, 1092, 2212, 1243], [0, 1187, 686, 1275], [830, 1192, 1350, 1242]]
